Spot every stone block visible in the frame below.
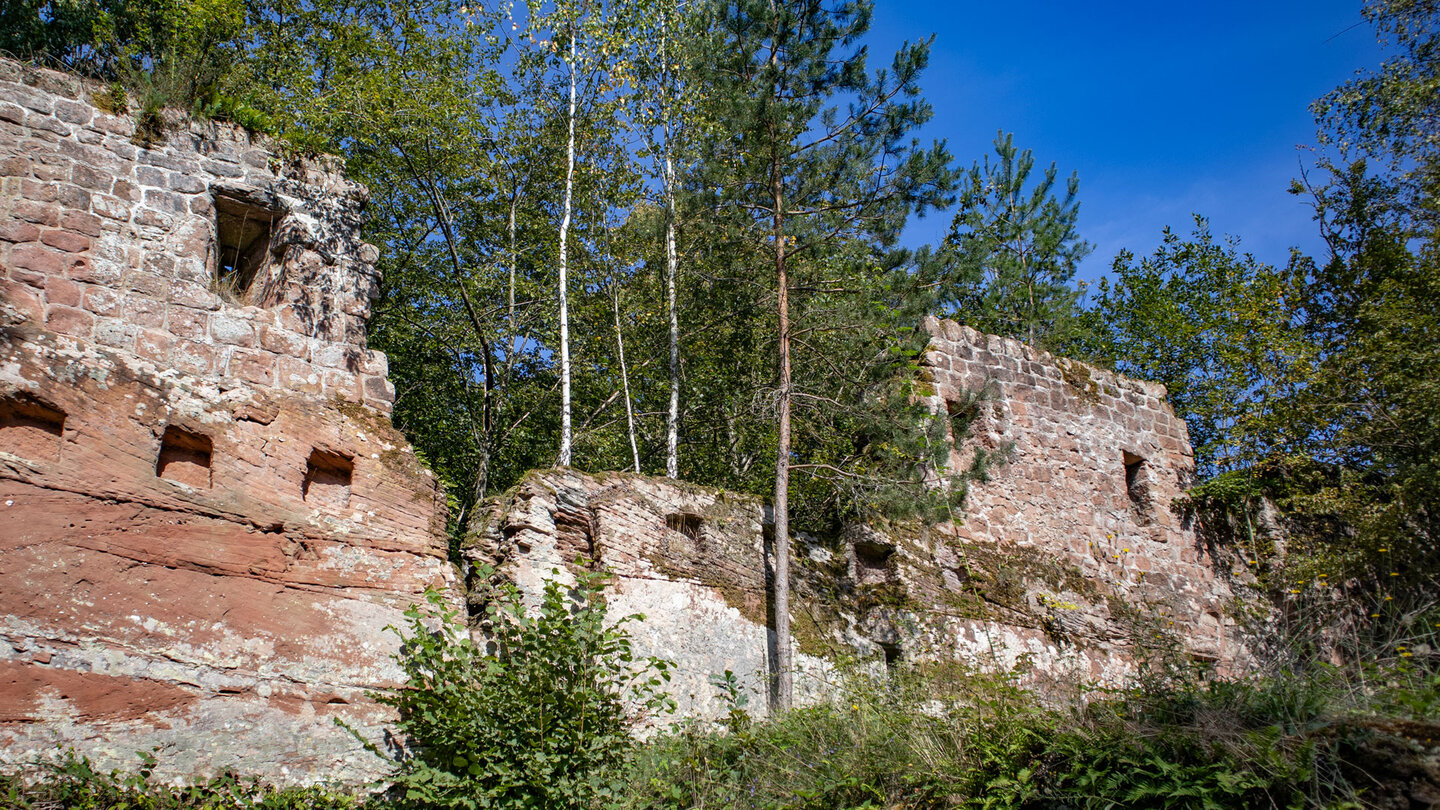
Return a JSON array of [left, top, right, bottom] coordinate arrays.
[[166, 305, 210, 341], [171, 338, 217, 375], [278, 356, 322, 394], [94, 316, 136, 348], [142, 188, 188, 215], [229, 349, 276, 386], [20, 178, 57, 202], [83, 286, 121, 316], [56, 184, 91, 210], [363, 375, 396, 405], [59, 210, 102, 238], [210, 315, 255, 347], [1, 277, 44, 321], [45, 304, 94, 337], [53, 98, 91, 125], [0, 219, 40, 243], [136, 328, 172, 363], [132, 208, 172, 228], [123, 271, 168, 298], [258, 325, 308, 358], [11, 243, 71, 276], [92, 194, 131, 221], [169, 279, 220, 311], [70, 163, 111, 192], [65, 256, 115, 286], [122, 294, 165, 328], [44, 278, 82, 307], [322, 369, 362, 402], [111, 178, 140, 202], [314, 343, 358, 371], [39, 229, 89, 253], [6, 84, 54, 114], [11, 199, 59, 226]]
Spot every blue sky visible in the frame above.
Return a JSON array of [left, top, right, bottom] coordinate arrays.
[[867, 0, 1385, 282]]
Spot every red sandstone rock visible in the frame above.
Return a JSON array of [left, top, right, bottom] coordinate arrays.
[[0, 58, 452, 786]]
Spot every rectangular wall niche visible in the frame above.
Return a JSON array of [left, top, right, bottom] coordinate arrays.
[[304, 449, 353, 509], [214, 188, 278, 303], [1123, 450, 1147, 508], [156, 426, 213, 489], [665, 512, 703, 542], [853, 540, 895, 586], [0, 395, 65, 461]]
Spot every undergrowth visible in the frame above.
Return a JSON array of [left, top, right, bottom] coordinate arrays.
[[4, 588, 1435, 810]]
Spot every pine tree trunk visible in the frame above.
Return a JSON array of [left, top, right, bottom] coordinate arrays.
[[771, 158, 793, 712], [557, 32, 578, 467]]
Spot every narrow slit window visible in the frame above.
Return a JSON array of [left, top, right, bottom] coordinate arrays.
[[0, 395, 65, 461], [304, 449, 354, 509], [156, 426, 212, 489], [1123, 451, 1147, 507], [214, 189, 277, 303], [880, 641, 902, 670]]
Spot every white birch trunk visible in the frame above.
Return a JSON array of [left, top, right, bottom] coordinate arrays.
[[557, 31, 578, 467], [662, 8, 681, 480], [613, 283, 641, 474]]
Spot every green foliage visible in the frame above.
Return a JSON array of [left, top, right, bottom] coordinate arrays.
[[369, 568, 673, 809], [1089, 218, 1311, 477], [621, 639, 1440, 810], [930, 131, 1094, 352], [0, 748, 361, 809]]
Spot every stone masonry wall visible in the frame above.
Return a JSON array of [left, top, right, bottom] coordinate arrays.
[[470, 322, 1240, 719], [0, 61, 452, 784], [916, 316, 1235, 667]]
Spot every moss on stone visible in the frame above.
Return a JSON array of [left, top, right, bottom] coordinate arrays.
[[1057, 359, 1102, 405]]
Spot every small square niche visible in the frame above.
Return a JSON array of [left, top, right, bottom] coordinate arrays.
[[0, 395, 65, 462], [214, 188, 278, 303], [853, 540, 895, 586], [304, 449, 354, 509], [156, 426, 213, 489]]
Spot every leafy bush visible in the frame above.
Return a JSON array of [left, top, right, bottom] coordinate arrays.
[[370, 567, 673, 809], [0, 748, 361, 809]]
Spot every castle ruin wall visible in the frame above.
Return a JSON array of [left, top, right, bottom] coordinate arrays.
[[0, 60, 452, 784]]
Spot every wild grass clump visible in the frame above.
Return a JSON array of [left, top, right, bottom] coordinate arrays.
[[621, 623, 1440, 810]]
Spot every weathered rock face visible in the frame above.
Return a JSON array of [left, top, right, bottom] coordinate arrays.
[[469, 320, 1240, 718], [0, 61, 452, 783]]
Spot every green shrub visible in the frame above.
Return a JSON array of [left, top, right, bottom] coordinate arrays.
[[0, 748, 361, 809], [370, 567, 673, 809]]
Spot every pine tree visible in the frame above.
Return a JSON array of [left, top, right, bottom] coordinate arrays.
[[933, 132, 1092, 350], [695, 0, 955, 710]]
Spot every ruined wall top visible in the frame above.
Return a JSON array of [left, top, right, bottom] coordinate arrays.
[[0, 58, 393, 410]]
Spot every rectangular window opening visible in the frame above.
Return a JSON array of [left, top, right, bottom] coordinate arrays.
[[304, 449, 354, 509], [157, 426, 213, 489], [1123, 450, 1147, 507], [0, 395, 65, 461], [880, 640, 902, 670], [214, 189, 277, 304], [854, 540, 895, 586], [665, 512, 703, 542]]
